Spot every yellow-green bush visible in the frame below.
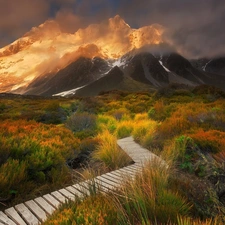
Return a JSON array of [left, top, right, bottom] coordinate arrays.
[[0, 120, 80, 198], [132, 119, 158, 143], [44, 194, 117, 225], [97, 115, 118, 133], [115, 120, 134, 138], [92, 131, 131, 170]]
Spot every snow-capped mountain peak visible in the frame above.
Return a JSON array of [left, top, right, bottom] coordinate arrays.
[[0, 15, 165, 93]]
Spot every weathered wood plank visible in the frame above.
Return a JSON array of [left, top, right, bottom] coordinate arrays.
[[51, 191, 67, 203], [110, 171, 134, 181], [79, 180, 103, 195], [43, 194, 60, 208], [96, 176, 121, 187], [25, 200, 47, 222], [93, 178, 112, 191], [95, 176, 117, 187], [34, 197, 55, 215], [15, 203, 40, 225], [65, 186, 84, 198], [106, 173, 128, 183], [5, 207, 27, 225], [127, 164, 142, 171], [72, 183, 89, 196], [0, 211, 17, 225], [73, 182, 92, 196], [58, 189, 76, 201], [116, 168, 136, 175], [124, 166, 139, 173], [100, 174, 123, 184]]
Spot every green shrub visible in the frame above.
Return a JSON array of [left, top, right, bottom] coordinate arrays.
[[0, 159, 27, 196], [66, 112, 97, 133], [97, 115, 118, 133]]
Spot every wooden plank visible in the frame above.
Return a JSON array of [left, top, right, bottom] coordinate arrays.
[[78, 180, 101, 195], [116, 168, 136, 175], [95, 176, 117, 186], [0, 211, 17, 225], [111, 171, 134, 181], [124, 166, 139, 173], [106, 173, 125, 182], [73, 182, 91, 196], [100, 174, 123, 184], [127, 164, 142, 171], [92, 179, 112, 191], [34, 197, 55, 215], [65, 186, 84, 198], [5, 207, 27, 225], [96, 176, 121, 187], [124, 164, 139, 171], [133, 163, 143, 168], [25, 200, 47, 222], [71, 183, 88, 196], [51, 191, 67, 203], [15, 203, 40, 225], [58, 189, 75, 201], [43, 194, 60, 208]]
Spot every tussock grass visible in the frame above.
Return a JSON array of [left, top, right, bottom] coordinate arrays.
[[177, 216, 224, 225], [115, 120, 134, 138], [132, 119, 158, 148], [45, 160, 193, 225], [114, 160, 191, 225], [92, 131, 132, 170]]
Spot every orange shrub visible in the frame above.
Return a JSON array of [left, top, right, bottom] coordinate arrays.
[[190, 129, 225, 153], [158, 116, 190, 139]]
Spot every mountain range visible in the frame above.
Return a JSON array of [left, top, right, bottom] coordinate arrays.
[[0, 15, 225, 97]]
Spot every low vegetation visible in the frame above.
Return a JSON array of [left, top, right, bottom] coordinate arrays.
[[0, 85, 225, 224]]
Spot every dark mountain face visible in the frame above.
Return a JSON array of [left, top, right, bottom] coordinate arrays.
[[161, 53, 205, 83], [190, 57, 225, 76], [75, 66, 124, 97], [25, 57, 110, 96], [124, 52, 169, 87], [204, 57, 225, 76], [23, 51, 225, 97]]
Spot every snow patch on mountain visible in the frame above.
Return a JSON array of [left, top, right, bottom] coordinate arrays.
[[53, 85, 86, 97], [111, 58, 126, 68], [202, 60, 212, 71], [159, 60, 171, 72]]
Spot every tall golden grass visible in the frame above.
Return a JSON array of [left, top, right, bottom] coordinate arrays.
[[92, 131, 132, 170]]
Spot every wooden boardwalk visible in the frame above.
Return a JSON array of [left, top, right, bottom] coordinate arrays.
[[0, 136, 162, 225]]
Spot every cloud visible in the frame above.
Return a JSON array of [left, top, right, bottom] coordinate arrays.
[[55, 9, 82, 33], [116, 0, 225, 58], [0, 0, 49, 45], [0, 0, 225, 58]]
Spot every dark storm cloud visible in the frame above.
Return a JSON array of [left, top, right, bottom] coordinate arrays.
[[0, 0, 49, 46], [0, 0, 225, 58], [117, 0, 225, 58]]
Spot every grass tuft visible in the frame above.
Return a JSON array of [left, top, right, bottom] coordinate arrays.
[[92, 131, 132, 170]]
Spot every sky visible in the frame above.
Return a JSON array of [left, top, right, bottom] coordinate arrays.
[[0, 0, 225, 58]]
